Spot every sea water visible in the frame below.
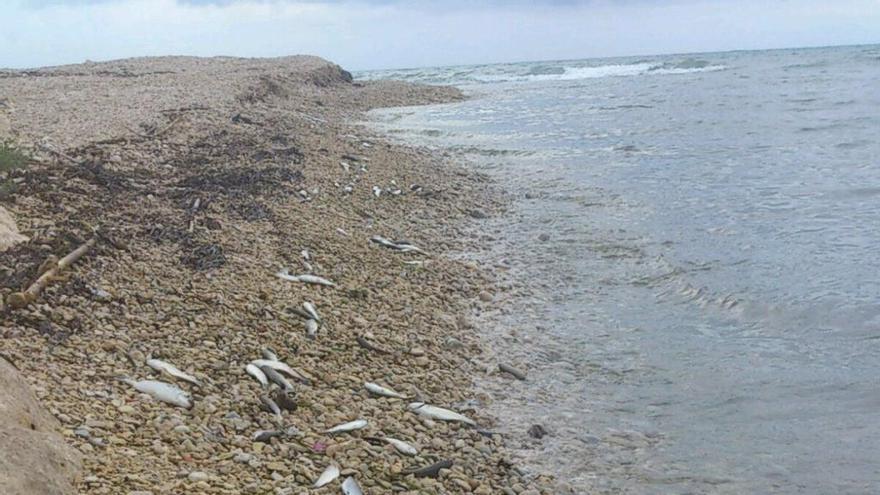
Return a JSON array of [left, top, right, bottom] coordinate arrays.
[[360, 45, 880, 494]]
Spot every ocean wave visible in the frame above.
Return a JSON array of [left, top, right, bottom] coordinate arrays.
[[356, 59, 728, 85]]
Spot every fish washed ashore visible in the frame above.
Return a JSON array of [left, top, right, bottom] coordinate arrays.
[[0, 56, 553, 494]]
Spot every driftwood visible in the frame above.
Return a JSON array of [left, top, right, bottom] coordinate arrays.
[[6, 238, 97, 309]]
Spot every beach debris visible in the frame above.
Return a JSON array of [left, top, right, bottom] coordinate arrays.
[[305, 318, 319, 339], [408, 402, 476, 426], [314, 464, 340, 488], [275, 268, 337, 287], [7, 237, 97, 309], [364, 382, 407, 399], [356, 335, 390, 354], [403, 459, 453, 478], [528, 424, 548, 439], [252, 429, 284, 443], [369, 235, 425, 254], [250, 358, 312, 384], [259, 365, 294, 390], [245, 363, 268, 388], [499, 363, 527, 381], [324, 419, 368, 434], [259, 394, 282, 418], [273, 388, 297, 411], [302, 301, 321, 321], [146, 358, 201, 387], [341, 476, 364, 495], [120, 378, 192, 409], [384, 437, 418, 456]]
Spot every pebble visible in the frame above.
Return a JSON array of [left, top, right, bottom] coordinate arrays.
[[187, 471, 209, 482]]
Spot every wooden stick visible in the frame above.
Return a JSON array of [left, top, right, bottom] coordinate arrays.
[[6, 238, 97, 309]]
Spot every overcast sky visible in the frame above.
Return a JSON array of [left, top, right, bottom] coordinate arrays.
[[2, 0, 879, 70]]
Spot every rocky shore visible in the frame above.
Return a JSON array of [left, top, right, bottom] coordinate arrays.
[[0, 56, 552, 494]]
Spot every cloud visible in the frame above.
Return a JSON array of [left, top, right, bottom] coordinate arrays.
[[3, 0, 879, 70]]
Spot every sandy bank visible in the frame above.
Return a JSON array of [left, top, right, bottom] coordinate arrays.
[[0, 56, 551, 493]]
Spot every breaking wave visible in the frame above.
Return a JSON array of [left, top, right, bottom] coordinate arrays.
[[357, 58, 727, 85]]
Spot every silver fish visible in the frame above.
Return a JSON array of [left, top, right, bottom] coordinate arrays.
[[341, 476, 364, 495], [369, 236, 425, 254], [364, 382, 407, 399], [275, 269, 337, 287], [314, 464, 340, 488], [305, 319, 319, 339], [261, 348, 279, 361], [408, 402, 476, 426], [302, 302, 320, 321], [122, 378, 191, 409], [245, 363, 268, 388], [260, 365, 293, 390], [250, 359, 311, 383], [259, 394, 282, 418], [324, 419, 368, 434], [252, 429, 284, 443], [384, 437, 418, 456], [301, 249, 311, 261], [146, 358, 201, 387]]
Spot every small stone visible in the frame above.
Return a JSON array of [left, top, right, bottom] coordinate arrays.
[[187, 471, 209, 482], [538, 233, 551, 242], [409, 347, 425, 356], [468, 208, 488, 219], [234, 453, 254, 464], [478, 291, 493, 302], [527, 424, 547, 439]]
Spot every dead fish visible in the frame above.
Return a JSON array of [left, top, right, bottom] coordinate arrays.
[[384, 437, 418, 456], [339, 161, 350, 172], [364, 382, 407, 399], [302, 302, 320, 321], [275, 269, 337, 287], [121, 378, 192, 409], [403, 459, 453, 478], [324, 419, 367, 434], [286, 306, 313, 320], [260, 365, 293, 390], [408, 402, 476, 426], [301, 249, 311, 261], [250, 359, 311, 384], [499, 363, 527, 381], [146, 358, 201, 387], [314, 464, 340, 488], [259, 394, 282, 418], [261, 348, 279, 361], [305, 319, 319, 339], [372, 186, 381, 197], [370, 236, 425, 254], [336, 228, 349, 236], [245, 363, 268, 388], [356, 335, 390, 354], [341, 476, 364, 495], [252, 429, 284, 443]]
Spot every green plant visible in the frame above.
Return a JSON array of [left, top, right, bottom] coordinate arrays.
[[0, 141, 28, 173]]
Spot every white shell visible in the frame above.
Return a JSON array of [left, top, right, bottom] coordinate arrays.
[[313, 464, 340, 488]]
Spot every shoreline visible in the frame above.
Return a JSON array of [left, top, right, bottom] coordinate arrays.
[[0, 56, 552, 494]]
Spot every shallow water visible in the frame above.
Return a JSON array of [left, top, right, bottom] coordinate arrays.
[[361, 45, 880, 494]]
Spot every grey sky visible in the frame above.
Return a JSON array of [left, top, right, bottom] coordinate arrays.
[[3, 0, 879, 70]]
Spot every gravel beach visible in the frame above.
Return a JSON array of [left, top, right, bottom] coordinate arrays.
[[0, 56, 552, 494]]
